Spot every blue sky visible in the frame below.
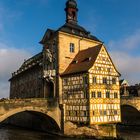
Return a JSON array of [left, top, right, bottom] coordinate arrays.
[[0, 0, 140, 97]]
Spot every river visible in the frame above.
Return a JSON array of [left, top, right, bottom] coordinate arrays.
[[0, 125, 140, 140]]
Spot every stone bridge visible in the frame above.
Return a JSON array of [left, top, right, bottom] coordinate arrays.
[[121, 97, 140, 125], [0, 98, 63, 130], [121, 97, 140, 111]]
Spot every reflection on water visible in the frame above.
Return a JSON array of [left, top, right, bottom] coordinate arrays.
[[0, 125, 88, 140], [117, 125, 140, 140], [0, 126, 55, 140], [0, 125, 140, 140]]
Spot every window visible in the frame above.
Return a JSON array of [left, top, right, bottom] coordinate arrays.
[[112, 78, 116, 84], [83, 76, 88, 84], [92, 77, 97, 84], [63, 78, 68, 85], [84, 91, 88, 98], [98, 67, 101, 71], [82, 57, 91, 62], [63, 92, 68, 99], [72, 60, 78, 64], [104, 110, 107, 115], [107, 68, 111, 72], [106, 91, 110, 98], [97, 92, 102, 98], [80, 111, 87, 117], [91, 91, 96, 98], [84, 111, 87, 116], [114, 110, 118, 115], [100, 110, 103, 116], [103, 77, 107, 84], [66, 111, 70, 116], [114, 92, 118, 98], [73, 111, 77, 116], [70, 43, 75, 53]]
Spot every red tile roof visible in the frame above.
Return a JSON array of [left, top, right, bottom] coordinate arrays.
[[62, 45, 102, 76]]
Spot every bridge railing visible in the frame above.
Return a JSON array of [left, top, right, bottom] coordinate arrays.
[[0, 98, 59, 109], [121, 96, 140, 100]]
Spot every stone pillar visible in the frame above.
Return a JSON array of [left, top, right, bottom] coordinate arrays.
[[97, 124, 117, 138], [59, 104, 65, 133]]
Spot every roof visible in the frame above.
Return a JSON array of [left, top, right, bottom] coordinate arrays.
[[40, 23, 102, 44], [58, 23, 102, 42], [66, 0, 77, 8], [62, 45, 102, 76], [20, 52, 42, 70], [9, 52, 43, 80], [40, 29, 55, 44], [120, 79, 129, 86]]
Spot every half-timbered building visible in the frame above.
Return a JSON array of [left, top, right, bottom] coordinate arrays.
[[62, 45, 121, 125]]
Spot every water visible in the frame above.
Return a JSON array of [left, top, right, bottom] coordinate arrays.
[[0, 125, 85, 140], [0, 126, 55, 140], [117, 125, 140, 140], [0, 125, 140, 140]]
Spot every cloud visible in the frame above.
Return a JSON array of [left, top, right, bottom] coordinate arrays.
[[0, 43, 31, 98], [108, 29, 140, 85], [109, 29, 140, 51], [110, 51, 140, 84]]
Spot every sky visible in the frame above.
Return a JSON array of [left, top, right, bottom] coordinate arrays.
[[0, 0, 140, 98]]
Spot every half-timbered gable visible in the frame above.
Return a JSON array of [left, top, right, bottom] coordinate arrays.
[[89, 45, 121, 124]]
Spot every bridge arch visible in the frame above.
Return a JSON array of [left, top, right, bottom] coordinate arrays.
[[121, 97, 140, 112], [121, 103, 139, 112], [0, 106, 61, 131], [121, 104, 140, 125]]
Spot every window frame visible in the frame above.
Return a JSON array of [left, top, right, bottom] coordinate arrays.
[[114, 92, 118, 98], [91, 91, 96, 98], [103, 77, 107, 84], [106, 91, 110, 98], [112, 78, 116, 84], [70, 43, 75, 53], [97, 91, 102, 98], [92, 76, 97, 84]]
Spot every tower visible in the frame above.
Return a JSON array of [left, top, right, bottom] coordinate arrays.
[[65, 0, 78, 24]]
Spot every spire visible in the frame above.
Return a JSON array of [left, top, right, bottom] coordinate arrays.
[[65, 0, 78, 24]]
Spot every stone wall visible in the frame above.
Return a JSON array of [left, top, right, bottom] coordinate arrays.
[[10, 65, 43, 99], [64, 121, 117, 138]]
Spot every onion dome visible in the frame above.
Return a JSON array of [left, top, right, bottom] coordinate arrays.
[[66, 0, 77, 8]]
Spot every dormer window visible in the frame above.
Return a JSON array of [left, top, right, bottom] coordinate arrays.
[[72, 60, 78, 64], [70, 43, 75, 53], [82, 57, 91, 62], [80, 32, 83, 36], [72, 29, 75, 33]]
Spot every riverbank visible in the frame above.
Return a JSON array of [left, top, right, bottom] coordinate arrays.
[[1, 124, 140, 140], [64, 122, 119, 139], [0, 124, 124, 140], [117, 124, 140, 140]]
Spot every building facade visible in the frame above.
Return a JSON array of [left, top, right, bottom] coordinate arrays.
[[120, 80, 140, 97], [9, 0, 121, 125]]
